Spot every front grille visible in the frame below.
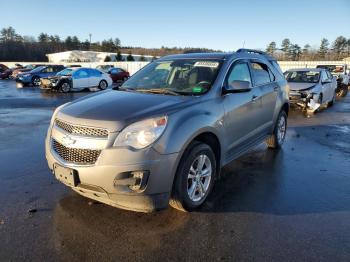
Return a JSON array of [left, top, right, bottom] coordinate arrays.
[[52, 139, 101, 165], [55, 119, 108, 138]]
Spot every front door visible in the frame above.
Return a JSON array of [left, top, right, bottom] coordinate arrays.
[[222, 60, 263, 160], [72, 69, 90, 89]]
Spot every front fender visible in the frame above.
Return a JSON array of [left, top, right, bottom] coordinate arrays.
[[153, 100, 225, 158]]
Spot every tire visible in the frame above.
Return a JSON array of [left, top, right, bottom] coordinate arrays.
[[327, 92, 336, 107], [98, 80, 108, 90], [32, 76, 40, 86], [59, 82, 71, 93], [266, 110, 287, 149], [170, 142, 216, 212], [123, 76, 128, 82], [336, 84, 348, 97], [315, 93, 323, 112]]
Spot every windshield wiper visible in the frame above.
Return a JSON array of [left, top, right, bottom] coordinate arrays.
[[135, 88, 181, 96]]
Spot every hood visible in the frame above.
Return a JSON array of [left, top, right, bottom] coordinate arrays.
[[288, 82, 317, 91], [57, 90, 198, 132]]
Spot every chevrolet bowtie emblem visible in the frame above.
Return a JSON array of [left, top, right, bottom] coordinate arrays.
[[61, 135, 76, 146]]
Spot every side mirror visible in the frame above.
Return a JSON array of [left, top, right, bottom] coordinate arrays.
[[224, 80, 252, 94]]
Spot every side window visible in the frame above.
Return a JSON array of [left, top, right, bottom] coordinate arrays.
[[42, 67, 54, 73], [55, 66, 64, 72], [268, 68, 275, 82], [271, 61, 284, 76], [74, 69, 89, 78], [250, 62, 271, 86], [110, 68, 121, 74], [226, 62, 252, 86], [90, 69, 102, 77], [321, 71, 328, 82], [326, 71, 332, 79]]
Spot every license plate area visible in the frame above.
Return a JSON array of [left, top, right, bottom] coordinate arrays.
[[53, 163, 79, 187]]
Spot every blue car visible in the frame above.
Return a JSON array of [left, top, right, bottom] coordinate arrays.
[[16, 65, 65, 86]]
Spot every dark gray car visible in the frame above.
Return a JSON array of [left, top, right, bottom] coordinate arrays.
[[45, 49, 289, 212]]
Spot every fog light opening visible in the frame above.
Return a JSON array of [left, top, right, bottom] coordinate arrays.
[[129, 171, 149, 191]]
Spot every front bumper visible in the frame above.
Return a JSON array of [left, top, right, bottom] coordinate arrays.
[[45, 127, 179, 212], [289, 90, 321, 111], [40, 79, 56, 90]]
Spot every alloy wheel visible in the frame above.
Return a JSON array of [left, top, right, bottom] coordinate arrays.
[[187, 154, 212, 202], [277, 115, 286, 144]]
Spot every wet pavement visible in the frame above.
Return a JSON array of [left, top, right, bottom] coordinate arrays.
[[0, 79, 350, 261]]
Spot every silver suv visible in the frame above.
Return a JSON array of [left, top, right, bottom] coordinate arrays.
[[45, 49, 289, 212]]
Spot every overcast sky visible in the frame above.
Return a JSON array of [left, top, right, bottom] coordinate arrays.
[[1, 0, 349, 51]]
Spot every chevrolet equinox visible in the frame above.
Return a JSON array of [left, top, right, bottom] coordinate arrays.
[[45, 49, 289, 212]]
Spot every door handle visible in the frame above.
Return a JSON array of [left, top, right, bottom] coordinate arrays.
[[251, 95, 259, 102]]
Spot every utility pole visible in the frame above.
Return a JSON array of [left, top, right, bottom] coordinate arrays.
[[89, 34, 92, 50]]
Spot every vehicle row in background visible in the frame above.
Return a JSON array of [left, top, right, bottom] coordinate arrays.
[[11, 64, 45, 79], [40, 67, 113, 92], [96, 64, 130, 83], [0, 63, 22, 79], [316, 64, 349, 97], [285, 68, 336, 112], [16, 65, 65, 86]]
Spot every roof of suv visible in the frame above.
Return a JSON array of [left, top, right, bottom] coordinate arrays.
[[157, 49, 277, 62], [286, 68, 325, 72]]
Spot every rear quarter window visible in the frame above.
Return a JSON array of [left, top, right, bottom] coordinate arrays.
[[271, 61, 284, 77], [250, 62, 271, 86]]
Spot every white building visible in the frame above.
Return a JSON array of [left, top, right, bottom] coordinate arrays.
[[46, 50, 155, 63]]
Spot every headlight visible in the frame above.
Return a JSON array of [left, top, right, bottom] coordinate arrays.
[[114, 116, 168, 149]]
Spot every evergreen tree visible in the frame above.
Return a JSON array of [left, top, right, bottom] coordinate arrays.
[[266, 41, 277, 55], [126, 52, 134, 61], [318, 38, 329, 59]]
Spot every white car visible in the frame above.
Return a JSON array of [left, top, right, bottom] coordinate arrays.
[[285, 68, 337, 112], [40, 67, 113, 92]]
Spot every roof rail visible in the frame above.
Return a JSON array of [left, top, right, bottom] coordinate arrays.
[[236, 48, 267, 55]]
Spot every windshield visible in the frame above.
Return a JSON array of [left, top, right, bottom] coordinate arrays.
[[121, 59, 223, 95], [316, 65, 344, 74], [57, 68, 73, 76], [284, 71, 320, 83]]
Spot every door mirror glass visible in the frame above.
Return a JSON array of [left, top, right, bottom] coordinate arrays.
[[225, 80, 252, 93]]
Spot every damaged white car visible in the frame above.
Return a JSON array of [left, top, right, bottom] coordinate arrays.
[[285, 68, 337, 112]]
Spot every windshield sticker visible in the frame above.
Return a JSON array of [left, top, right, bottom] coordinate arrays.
[[194, 61, 219, 68], [192, 87, 203, 93]]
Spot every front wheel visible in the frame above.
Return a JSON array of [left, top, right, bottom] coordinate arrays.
[[59, 82, 71, 93], [327, 92, 336, 107], [98, 80, 108, 90], [170, 142, 216, 212], [266, 111, 287, 149], [32, 76, 40, 86]]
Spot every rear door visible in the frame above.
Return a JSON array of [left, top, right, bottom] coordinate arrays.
[[249, 60, 277, 129], [88, 69, 102, 87]]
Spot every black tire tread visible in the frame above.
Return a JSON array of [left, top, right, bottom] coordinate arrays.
[[170, 141, 215, 212], [266, 110, 287, 149]]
